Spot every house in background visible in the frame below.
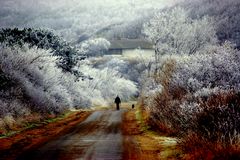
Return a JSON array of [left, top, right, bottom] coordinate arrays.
[[105, 39, 154, 58]]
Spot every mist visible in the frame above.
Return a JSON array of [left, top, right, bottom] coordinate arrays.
[[0, 0, 179, 41]]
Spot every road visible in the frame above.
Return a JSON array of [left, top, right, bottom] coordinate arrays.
[[17, 110, 125, 160]]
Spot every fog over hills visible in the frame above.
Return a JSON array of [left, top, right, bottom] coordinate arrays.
[[0, 0, 179, 42]]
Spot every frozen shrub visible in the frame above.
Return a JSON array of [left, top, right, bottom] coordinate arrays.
[[78, 38, 110, 57], [96, 58, 129, 74], [170, 42, 240, 93], [195, 92, 240, 143], [143, 42, 240, 134], [92, 56, 151, 84], [0, 99, 30, 117], [0, 45, 84, 115], [76, 64, 138, 104], [193, 87, 224, 98], [179, 92, 240, 159], [3, 115, 16, 130], [0, 119, 6, 131], [147, 88, 199, 136], [0, 43, 138, 119], [0, 28, 86, 71]]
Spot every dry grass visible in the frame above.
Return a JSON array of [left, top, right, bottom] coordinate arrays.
[[0, 111, 70, 137]]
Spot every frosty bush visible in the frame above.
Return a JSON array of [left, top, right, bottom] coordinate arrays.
[[143, 41, 240, 130], [0, 28, 86, 72], [195, 91, 240, 143], [75, 63, 138, 104], [170, 42, 240, 93], [92, 56, 152, 85], [0, 44, 138, 117], [78, 38, 110, 57], [0, 44, 74, 114]]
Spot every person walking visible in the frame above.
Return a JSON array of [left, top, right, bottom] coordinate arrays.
[[115, 95, 121, 110]]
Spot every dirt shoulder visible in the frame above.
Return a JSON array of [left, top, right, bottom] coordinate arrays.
[[0, 110, 92, 160], [122, 106, 181, 160]]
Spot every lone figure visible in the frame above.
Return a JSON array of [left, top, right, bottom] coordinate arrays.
[[115, 95, 121, 110]]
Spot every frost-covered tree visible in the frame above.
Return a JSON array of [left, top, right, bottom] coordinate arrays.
[[74, 62, 138, 103], [0, 44, 78, 113], [143, 7, 217, 57], [142, 7, 217, 75], [78, 38, 110, 57], [92, 55, 153, 85], [0, 28, 86, 72], [0, 44, 138, 117], [170, 42, 240, 95], [180, 0, 240, 48]]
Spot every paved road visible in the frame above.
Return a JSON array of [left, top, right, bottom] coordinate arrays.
[[17, 110, 125, 160]]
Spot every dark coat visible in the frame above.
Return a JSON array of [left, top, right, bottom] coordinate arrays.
[[115, 96, 121, 104]]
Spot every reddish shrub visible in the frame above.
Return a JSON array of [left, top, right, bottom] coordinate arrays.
[[195, 92, 240, 143], [180, 132, 240, 160]]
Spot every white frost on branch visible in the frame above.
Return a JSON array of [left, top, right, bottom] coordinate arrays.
[[143, 7, 217, 56]]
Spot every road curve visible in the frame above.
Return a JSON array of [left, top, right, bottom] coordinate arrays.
[[17, 110, 126, 160]]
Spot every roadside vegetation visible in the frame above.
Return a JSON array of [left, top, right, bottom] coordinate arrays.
[[0, 28, 138, 133], [0, 110, 78, 138], [141, 0, 240, 159]]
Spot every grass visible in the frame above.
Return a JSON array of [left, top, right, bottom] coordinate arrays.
[[134, 102, 182, 159], [0, 110, 77, 139], [135, 105, 150, 132], [0, 130, 22, 139]]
